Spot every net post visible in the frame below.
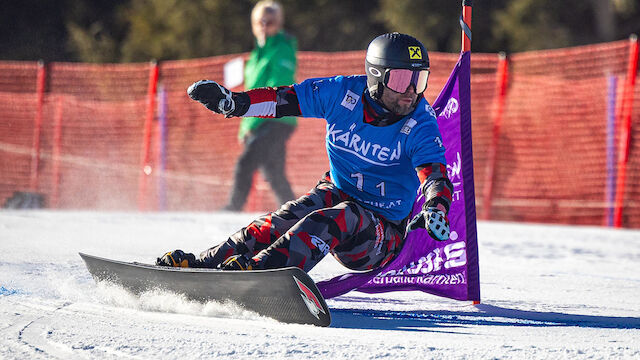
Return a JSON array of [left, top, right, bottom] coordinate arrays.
[[51, 95, 64, 208], [461, 0, 472, 52], [30, 60, 46, 192], [482, 52, 508, 220], [613, 34, 638, 228], [604, 75, 618, 227], [138, 60, 159, 211], [157, 83, 168, 211], [459, 0, 480, 302]]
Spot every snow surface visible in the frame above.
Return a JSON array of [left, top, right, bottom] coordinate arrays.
[[1, 210, 639, 359]]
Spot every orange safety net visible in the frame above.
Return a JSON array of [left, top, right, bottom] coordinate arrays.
[[487, 41, 637, 226], [0, 40, 638, 228]]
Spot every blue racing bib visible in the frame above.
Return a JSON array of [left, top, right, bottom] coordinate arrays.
[[293, 75, 446, 220]]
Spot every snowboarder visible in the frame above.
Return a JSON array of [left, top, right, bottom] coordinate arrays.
[[157, 33, 453, 273]]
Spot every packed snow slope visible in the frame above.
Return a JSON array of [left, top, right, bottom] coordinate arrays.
[[1, 211, 639, 359]]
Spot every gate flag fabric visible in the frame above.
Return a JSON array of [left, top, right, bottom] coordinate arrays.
[[317, 51, 481, 302]]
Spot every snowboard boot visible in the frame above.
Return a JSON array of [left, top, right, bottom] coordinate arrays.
[[221, 254, 257, 270], [156, 250, 200, 268]]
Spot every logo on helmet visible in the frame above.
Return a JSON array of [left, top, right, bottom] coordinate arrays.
[[408, 46, 422, 60], [368, 66, 382, 77]]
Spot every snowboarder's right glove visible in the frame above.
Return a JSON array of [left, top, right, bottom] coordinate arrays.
[[407, 207, 450, 241], [187, 80, 236, 116], [221, 254, 255, 271]]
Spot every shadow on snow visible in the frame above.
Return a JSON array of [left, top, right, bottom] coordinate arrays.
[[330, 303, 640, 331]]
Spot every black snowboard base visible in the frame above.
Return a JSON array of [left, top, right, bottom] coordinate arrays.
[[79, 253, 331, 327]]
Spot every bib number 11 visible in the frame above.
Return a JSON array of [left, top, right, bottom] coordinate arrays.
[[351, 172, 385, 196]]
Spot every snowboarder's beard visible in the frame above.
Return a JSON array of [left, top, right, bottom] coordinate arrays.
[[385, 99, 415, 116], [379, 85, 419, 116]]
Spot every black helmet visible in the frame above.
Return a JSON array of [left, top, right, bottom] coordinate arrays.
[[365, 33, 430, 99]]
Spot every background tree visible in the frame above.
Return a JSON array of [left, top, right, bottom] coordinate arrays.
[[0, 0, 70, 61], [115, 0, 387, 61], [66, 0, 130, 63], [493, 0, 639, 52], [118, 0, 253, 62], [1, 0, 639, 62], [281, 0, 386, 52], [378, 0, 465, 53]]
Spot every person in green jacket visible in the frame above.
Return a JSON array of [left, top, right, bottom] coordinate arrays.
[[224, 0, 297, 211]]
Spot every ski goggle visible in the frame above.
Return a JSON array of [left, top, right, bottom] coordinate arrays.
[[383, 68, 430, 94]]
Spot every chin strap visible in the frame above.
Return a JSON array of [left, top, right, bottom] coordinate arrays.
[[368, 82, 383, 100]]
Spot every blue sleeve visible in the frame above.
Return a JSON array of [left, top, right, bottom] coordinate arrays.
[[407, 119, 447, 168], [293, 76, 344, 119]]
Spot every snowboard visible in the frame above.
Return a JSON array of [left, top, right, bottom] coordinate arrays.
[[79, 253, 331, 327]]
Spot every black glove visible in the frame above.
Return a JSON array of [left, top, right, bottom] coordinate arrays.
[[407, 207, 450, 241], [187, 80, 235, 116], [156, 249, 199, 267], [221, 254, 255, 271]]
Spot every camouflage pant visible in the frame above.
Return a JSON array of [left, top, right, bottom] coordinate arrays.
[[200, 174, 407, 272]]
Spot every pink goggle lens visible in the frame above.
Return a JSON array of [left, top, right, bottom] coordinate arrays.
[[385, 69, 429, 94]]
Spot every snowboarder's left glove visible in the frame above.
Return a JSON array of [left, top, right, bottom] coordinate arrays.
[[187, 80, 236, 116], [407, 207, 450, 241], [156, 249, 200, 268]]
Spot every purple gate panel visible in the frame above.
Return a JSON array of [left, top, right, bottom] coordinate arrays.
[[317, 52, 480, 302]]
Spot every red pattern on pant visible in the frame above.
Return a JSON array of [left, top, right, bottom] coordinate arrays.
[[247, 214, 276, 246], [199, 173, 406, 272]]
